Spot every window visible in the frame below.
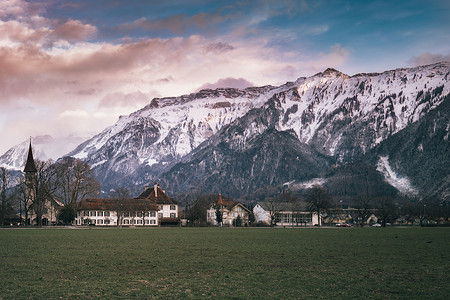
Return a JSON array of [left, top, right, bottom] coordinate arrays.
[[150, 220, 156, 225], [158, 213, 163, 219], [97, 211, 103, 217], [104, 220, 110, 225], [123, 219, 129, 225], [170, 205, 176, 210], [170, 213, 176, 218], [158, 205, 163, 211], [150, 211, 156, 217], [145, 220, 149, 224], [104, 211, 110, 217]]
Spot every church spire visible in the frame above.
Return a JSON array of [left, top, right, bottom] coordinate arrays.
[[24, 140, 37, 173]]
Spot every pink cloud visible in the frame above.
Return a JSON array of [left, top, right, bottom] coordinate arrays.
[[51, 19, 97, 42], [99, 91, 151, 108], [197, 77, 255, 91], [119, 12, 232, 34], [408, 53, 450, 66]]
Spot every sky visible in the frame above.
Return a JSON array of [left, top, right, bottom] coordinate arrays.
[[0, 0, 449, 155]]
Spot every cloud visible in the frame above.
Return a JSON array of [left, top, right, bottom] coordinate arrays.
[[58, 109, 90, 119], [119, 12, 232, 35], [51, 19, 97, 42], [408, 53, 450, 66], [304, 24, 329, 36], [0, 0, 31, 18], [99, 91, 150, 108], [197, 78, 255, 91], [204, 42, 235, 54]]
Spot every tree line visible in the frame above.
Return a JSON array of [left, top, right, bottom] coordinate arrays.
[[180, 184, 450, 227], [0, 157, 100, 226]]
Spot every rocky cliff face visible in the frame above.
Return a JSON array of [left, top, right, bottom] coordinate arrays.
[[61, 62, 450, 199]]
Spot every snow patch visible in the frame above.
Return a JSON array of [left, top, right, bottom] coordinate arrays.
[[376, 156, 419, 196], [284, 178, 327, 190]]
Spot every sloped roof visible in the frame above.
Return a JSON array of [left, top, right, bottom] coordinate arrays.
[[210, 195, 250, 212], [135, 185, 178, 205], [24, 143, 37, 173], [256, 201, 308, 212], [79, 198, 158, 211]]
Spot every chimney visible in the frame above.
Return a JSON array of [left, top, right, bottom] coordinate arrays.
[[162, 188, 166, 193], [154, 182, 158, 197]]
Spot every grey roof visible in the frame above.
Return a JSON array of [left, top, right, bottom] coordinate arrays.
[[256, 201, 309, 212]]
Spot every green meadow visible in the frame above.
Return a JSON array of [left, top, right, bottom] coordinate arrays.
[[0, 227, 449, 299]]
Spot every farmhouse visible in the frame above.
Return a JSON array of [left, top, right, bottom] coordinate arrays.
[[206, 194, 251, 226], [135, 183, 180, 226], [76, 198, 158, 226], [253, 201, 319, 226], [75, 183, 179, 226]]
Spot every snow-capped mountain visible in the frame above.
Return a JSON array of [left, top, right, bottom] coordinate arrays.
[[0, 135, 91, 171], [69, 62, 450, 198]]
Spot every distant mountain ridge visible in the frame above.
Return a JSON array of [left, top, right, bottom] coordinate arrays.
[[3, 62, 449, 201]]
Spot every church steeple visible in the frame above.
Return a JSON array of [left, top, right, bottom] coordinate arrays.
[[24, 140, 37, 173]]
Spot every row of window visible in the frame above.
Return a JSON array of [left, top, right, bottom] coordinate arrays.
[[81, 211, 159, 218], [158, 205, 177, 211], [90, 219, 157, 225], [81, 209, 177, 217], [275, 213, 312, 223]]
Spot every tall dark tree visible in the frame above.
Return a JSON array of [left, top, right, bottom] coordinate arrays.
[[53, 158, 100, 208], [57, 205, 76, 225], [305, 185, 331, 227], [215, 206, 223, 227]]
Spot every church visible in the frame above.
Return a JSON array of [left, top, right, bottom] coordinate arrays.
[[23, 142, 62, 226]]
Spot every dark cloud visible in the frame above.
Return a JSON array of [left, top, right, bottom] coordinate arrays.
[[197, 77, 254, 91], [204, 42, 235, 54], [408, 53, 450, 66]]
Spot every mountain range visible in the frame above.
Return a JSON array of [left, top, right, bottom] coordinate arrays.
[[2, 62, 449, 202]]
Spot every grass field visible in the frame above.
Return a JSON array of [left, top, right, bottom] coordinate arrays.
[[0, 227, 449, 299]]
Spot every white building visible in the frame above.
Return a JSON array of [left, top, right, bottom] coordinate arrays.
[[76, 198, 159, 226], [253, 201, 319, 226], [206, 194, 251, 226], [75, 183, 179, 226]]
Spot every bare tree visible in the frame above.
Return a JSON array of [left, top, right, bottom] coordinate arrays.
[[0, 167, 13, 225], [53, 158, 100, 208], [28, 160, 58, 227], [353, 196, 375, 226], [375, 197, 397, 227], [305, 185, 331, 227], [111, 187, 131, 227], [265, 197, 282, 227]]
